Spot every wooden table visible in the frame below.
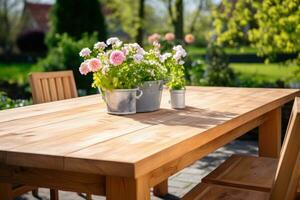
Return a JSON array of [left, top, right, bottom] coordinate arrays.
[[0, 87, 299, 200]]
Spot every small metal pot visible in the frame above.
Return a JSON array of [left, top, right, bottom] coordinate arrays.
[[170, 89, 186, 109], [136, 80, 163, 112], [101, 88, 143, 115]]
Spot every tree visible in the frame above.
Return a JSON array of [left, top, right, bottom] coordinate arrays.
[[136, 0, 145, 45], [212, 0, 300, 63], [0, 0, 24, 54], [46, 0, 107, 47], [166, 0, 184, 40]]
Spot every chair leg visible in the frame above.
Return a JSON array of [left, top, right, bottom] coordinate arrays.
[[0, 183, 13, 200], [32, 189, 39, 197], [86, 193, 92, 200], [50, 189, 59, 200]]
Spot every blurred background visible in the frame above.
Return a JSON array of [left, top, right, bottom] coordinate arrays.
[[0, 0, 299, 110]]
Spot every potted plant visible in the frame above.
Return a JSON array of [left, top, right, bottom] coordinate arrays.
[[135, 41, 167, 112], [164, 45, 187, 109], [78, 37, 144, 115]]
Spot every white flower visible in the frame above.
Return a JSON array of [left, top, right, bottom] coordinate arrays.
[[178, 60, 185, 65], [122, 46, 129, 56], [102, 65, 110, 75], [115, 40, 123, 47], [79, 48, 91, 57], [173, 45, 187, 59], [160, 53, 172, 62], [94, 42, 107, 50], [106, 37, 120, 45], [133, 54, 144, 63]]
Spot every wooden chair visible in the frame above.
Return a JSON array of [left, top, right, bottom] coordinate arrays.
[[182, 97, 300, 200], [28, 71, 92, 200], [29, 71, 78, 104]]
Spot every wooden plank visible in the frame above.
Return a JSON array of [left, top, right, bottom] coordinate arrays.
[[48, 78, 58, 101], [106, 176, 150, 200], [0, 87, 299, 176], [270, 98, 300, 200], [41, 79, 51, 102], [62, 77, 72, 99], [55, 77, 65, 100], [259, 108, 282, 158], [28, 71, 78, 104], [0, 94, 99, 123], [147, 115, 267, 187], [181, 183, 269, 200], [0, 165, 105, 195]]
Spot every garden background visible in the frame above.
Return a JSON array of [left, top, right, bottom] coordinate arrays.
[[0, 0, 300, 109]]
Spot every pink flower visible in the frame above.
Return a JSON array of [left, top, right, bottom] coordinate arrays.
[[148, 33, 161, 44], [184, 34, 195, 44], [165, 32, 175, 41], [88, 58, 101, 72], [79, 61, 90, 75], [109, 50, 125, 66]]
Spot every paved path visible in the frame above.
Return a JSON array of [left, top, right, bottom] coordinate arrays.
[[16, 140, 258, 200]]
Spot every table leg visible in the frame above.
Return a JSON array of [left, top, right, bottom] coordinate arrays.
[[50, 188, 59, 200], [0, 183, 13, 200], [153, 180, 168, 197], [106, 176, 150, 200], [259, 107, 281, 158]]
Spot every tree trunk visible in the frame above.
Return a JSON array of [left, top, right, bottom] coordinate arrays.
[[136, 0, 145, 46], [174, 0, 184, 40]]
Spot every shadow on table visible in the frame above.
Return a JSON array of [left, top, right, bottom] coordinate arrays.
[[124, 106, 238, 129]]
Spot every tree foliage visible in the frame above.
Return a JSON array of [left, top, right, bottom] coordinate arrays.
[[0, 0, 24, 53], [46, 0, 107, 47], [37, 33, 98, 92], [212, 0, 300, 63]]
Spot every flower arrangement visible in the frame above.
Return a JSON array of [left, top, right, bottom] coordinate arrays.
[[78, 37, 167, 91], [161, 45, 187, 90], [78, 36, 188, 113]]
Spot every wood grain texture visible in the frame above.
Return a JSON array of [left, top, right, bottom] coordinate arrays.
[[197, 98, 300, 200], [106, 176, 150, 200], [270, 98, 300, 200], [0, 165, 105, 195], [259, 108, 282, 158], [0, 87, 299, 178], [181, 183, 269, 200], [202, 155, 300, 194], [29, 71, 78, 104]]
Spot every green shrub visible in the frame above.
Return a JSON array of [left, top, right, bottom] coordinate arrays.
[[201, 44, 236, 86], [46, 0, 107, 48], [36, 33, 98, 92], [0, 91, 31, 110], [188, 59, 205, 86]]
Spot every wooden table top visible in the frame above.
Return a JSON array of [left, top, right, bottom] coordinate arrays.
[[0, 87, 299, 178]]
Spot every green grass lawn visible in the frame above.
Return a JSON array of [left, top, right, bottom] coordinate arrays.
[[187, 46, 258, 56], [0, 63, 43, 85], [0, 61, 299, 88], [231, 63, 300, 84]]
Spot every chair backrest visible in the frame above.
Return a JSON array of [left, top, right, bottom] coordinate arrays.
[[29, 71, 78, 104], [270, 97, 300, 200]]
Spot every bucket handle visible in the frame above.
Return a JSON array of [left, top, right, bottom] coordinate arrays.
[[99, 88, 106, 102], [136, 89, 143, 99]]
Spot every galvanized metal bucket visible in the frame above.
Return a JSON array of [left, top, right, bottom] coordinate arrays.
[[101, 88, 143, 115], [136, 80, 163, 112], [170, 89, 186, 109]]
